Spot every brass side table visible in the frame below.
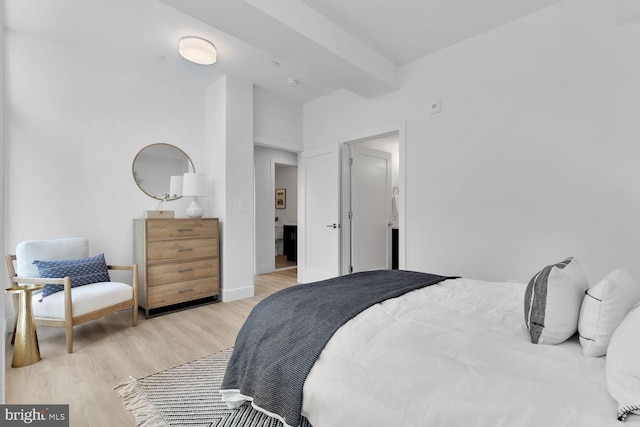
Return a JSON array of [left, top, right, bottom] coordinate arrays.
[[6, 284, 44, 368]]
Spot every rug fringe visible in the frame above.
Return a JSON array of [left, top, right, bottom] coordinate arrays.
[[114, 376, 169, 427]]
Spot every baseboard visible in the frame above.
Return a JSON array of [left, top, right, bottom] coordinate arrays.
[[221, 285, 254, 302]]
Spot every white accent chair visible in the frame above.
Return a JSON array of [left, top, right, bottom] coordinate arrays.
[[6, 237, 138, 353]]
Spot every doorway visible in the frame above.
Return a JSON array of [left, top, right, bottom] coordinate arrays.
[[297, 125, 405, 282], [274, 163, 298, 270], [344, 132, 400, 274], [254, 145, 298, 275]]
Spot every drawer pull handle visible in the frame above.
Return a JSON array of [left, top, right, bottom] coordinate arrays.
[[178, 288, 194, 294], [178, 268, 194, 273], [178, 228, 193, 232], [178, 248, 193, 252]]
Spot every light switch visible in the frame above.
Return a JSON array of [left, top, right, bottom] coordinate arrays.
[[238, 201, 247, 212], [430, 98, 442, 114]]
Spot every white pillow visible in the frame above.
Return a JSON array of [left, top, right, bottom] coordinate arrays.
[[578, 269, 640, 357], [524, 257, 588, 345], [16, 237, 89, 277], [606, 304, 640, 421]]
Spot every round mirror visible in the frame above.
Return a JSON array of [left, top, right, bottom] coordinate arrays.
[[132, 143, 195, 200]]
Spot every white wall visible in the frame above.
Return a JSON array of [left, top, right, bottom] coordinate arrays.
[[1, 0, 6, 403], [3, 30, 207, 261], [254, 86, 303, 151], [222, 76, 256, 300], [204, 75, 256, 301], [303, 0, 640, 284]]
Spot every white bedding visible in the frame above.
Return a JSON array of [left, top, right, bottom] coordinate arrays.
[[301, 278, 640, 426]]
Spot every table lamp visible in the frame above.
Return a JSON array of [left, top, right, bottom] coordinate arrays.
[[182, 173, 206, 218]]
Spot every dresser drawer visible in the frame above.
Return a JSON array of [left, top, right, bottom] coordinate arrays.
[[147, 278, 218, 308], [146, 219, 217, 240], [147, 238, 218, 262], [133, 217, 220, 317], [147, 259, 218, 287]]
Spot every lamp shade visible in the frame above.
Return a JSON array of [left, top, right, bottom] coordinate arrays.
[[182, 173, 207, 197], [178, 37, 217, 65], [169, 175, 183, 198]]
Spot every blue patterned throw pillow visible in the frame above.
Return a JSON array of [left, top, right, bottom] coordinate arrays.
[[34, 253, 111, 299]]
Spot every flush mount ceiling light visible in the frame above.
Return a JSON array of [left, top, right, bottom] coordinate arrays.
[[178, 36, 217, 65]]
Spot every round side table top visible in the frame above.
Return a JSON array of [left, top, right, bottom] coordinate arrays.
[[5, 284, 45, 293]]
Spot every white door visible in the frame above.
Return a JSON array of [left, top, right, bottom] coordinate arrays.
[[298, 144, 341, 283], [254, 156, 273, 274], [350, 146, 392, 272]]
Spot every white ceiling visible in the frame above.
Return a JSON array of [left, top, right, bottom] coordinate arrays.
[[6, 0, 568, 104], [299, 0, 562, 65]]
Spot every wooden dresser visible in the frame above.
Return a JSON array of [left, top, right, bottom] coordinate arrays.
[[133, 218, 220, 318]]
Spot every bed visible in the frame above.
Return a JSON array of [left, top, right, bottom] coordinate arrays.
[[221, 258, 640, 427]]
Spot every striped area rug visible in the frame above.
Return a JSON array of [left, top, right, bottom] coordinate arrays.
[[115, 348, 312, 427]]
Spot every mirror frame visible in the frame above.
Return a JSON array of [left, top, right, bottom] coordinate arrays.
[[132, 143, 195, 201]]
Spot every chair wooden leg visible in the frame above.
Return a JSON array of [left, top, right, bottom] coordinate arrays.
[[65, 323, 73, 353], [132, 306, 138, 326]]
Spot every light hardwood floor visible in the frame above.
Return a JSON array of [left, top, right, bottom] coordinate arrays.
[[4, 269, 298, 427], [275, 255, 296, 270]]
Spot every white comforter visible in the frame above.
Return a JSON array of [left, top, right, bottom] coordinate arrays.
[[301, 278, 640, 427]]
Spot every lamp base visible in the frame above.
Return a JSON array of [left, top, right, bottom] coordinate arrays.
[[186, 200, 204, 218]]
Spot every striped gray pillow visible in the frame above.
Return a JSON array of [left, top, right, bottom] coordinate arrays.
[[524, 257, 588, 345]]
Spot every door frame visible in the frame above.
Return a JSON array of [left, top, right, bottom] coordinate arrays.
[[339, 122, 407, 275], [253, 145, 300, 275]]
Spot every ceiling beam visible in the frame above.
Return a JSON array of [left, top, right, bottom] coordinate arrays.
[[158, 0, 398, 98]]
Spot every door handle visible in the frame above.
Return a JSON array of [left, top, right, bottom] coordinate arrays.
[[326, 223, 339, 229]]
